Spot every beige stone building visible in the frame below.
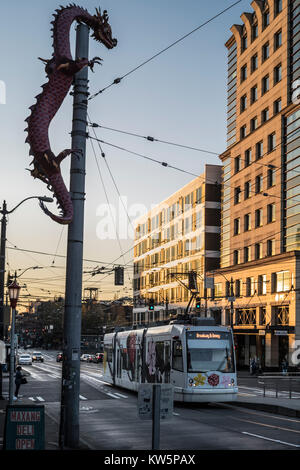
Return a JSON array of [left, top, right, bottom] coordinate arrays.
[[133, 165, 222, 325], [206, 0, 300, 370]]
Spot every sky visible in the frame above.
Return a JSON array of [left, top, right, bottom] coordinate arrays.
[[0, 0, 251, 307]]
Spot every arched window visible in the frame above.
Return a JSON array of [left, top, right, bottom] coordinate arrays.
[[252, 13, 258, 41], [263, 1, 270, 29], [241, 26, 248, 52]]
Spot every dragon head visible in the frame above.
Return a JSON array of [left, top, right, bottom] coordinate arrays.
[[90, 7, 117, 49]]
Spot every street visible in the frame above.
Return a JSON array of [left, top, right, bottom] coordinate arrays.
[[2, 349, 300, 450]]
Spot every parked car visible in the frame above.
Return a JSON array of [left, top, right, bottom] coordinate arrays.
[[56, 352, 63, 362], [80, 354, 93, 362], [32, 352, 44, 363], [93, 353, 104, 363], [18, 353, 32, 365]]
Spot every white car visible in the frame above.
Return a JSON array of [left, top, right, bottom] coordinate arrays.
[[18, 353, 32, 365]]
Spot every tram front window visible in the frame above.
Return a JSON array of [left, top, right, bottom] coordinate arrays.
[[187, 347, 234, 373]]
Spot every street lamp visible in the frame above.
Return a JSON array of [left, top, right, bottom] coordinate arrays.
[[0, 196, 53, 400], [8, 279, 21, 404]]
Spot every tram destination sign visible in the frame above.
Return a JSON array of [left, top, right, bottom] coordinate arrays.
[[187, 331, 230, 340], [3, 405, 45, 450]]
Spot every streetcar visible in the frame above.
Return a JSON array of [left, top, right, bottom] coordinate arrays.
[[102, 319, 238, 402]]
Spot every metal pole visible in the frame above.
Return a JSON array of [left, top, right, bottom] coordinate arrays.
[[59, 23, 89, 449], [0, 201, 7, 400], [152, 384, 161, 450], [9, 307, 15, 404]]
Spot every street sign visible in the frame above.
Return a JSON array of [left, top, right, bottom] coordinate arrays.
[[3, 405, 45, 450], [274, 330, 288, 336], [138, 383, 173, 420]]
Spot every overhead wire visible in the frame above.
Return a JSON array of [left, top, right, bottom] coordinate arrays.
[[88, 1, 242, 100]]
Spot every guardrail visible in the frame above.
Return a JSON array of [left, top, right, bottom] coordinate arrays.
[[258, 374, 300, 399]]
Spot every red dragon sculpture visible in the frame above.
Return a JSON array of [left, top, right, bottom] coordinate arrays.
[[25, 4, 117, 224]]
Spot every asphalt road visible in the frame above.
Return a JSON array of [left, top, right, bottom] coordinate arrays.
[[3, 349, 300, 450]]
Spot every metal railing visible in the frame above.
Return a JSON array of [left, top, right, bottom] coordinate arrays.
[[258, 373, 300, 399]]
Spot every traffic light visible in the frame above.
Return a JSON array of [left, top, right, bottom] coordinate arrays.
[[195, 297, 201, 311], [188, 272, 197, 291], [149, 299, 155, 311], [114, 266, 124, 286]]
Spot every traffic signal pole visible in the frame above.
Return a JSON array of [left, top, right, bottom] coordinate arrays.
[[59, 23, 89, 449]]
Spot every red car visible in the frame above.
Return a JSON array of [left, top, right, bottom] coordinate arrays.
[[93, 353, 104, 363]]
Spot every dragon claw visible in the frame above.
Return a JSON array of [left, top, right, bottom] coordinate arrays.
[[88, 56, 102, 72]]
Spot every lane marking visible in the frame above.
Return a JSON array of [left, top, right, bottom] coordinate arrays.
[[231, 416, 300, 434], [216, 403, 300, 424], [242, 431, 300, 448], [79, 395, 88, 400]]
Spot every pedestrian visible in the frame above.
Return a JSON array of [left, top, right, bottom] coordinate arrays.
[[14, 365, 26, 400]]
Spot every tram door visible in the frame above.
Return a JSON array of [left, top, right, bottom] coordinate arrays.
[[170, 339, 185, 389]]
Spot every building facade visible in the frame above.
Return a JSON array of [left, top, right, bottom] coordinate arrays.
[[207, 0, 300, 370], [133, 165, 222, 326]]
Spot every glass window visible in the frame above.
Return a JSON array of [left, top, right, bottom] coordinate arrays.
[[255, 208, 263, 227], [263, 9, 270, 29], [256, 141, 263, 159], [267, 239, 275, 256], [241, 64, 247, 82], [244, 213, 251, 231], [244, 181, 252, 199], [251, 85, 258, 103], [275, 0, 282, 16], [267, 167, 275, 187], [274, 30, 282, 50], [267, 203, 276, 223], [276, 271, 289, 292], [262, 42, 270, 61], [241, 34, 248, 52], [235, 155, 241, 173], [268, 133, 276, 152], [172, 340, 183, 371], [251, 54, 258, 72], [251, 116, 258, 131], [240, 125, 247, 139], [274, 64, 282, 84], [244, 246, 251, 262], [255, 174, 263, 193], [245, 148, 252, 167], [234, 218, 240, 235], [262, 108, 269, 123], [187, 343, 234, 373], [240, 95, 247, 112], [262, 75, 269, 94], [274, 98, 282, 114]]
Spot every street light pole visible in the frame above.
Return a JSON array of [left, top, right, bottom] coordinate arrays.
[[0, 196, 53, 400], [59, 22, 89, 450], [0, 201, 7, 400], [8, 279, 20, 404]]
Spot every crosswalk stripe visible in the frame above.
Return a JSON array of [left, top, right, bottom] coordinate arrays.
[[36, 396, 45, 402], [106, 392, 120, 399], [79, 395, 88, 400], [28, 397, 36, 402], [114, 393, 128, 398]]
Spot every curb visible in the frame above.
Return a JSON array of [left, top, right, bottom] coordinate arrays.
[[233, 401, 300, 418]]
